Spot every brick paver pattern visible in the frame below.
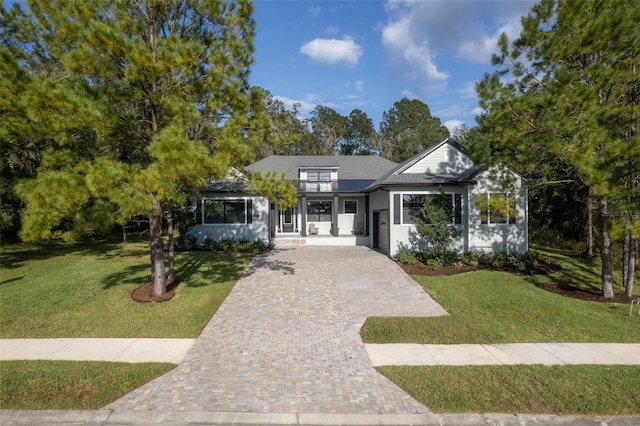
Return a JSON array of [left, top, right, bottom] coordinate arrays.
[[108, 246, 448, 414]]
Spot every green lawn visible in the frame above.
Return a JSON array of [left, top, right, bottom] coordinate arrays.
[[364, 246, 640, 415], [379, 365, 640, 415], [361, 248, 639, 344], [0, 238, 253, 338], [0, 361, 176, 409], [0, 237, 254, 409]]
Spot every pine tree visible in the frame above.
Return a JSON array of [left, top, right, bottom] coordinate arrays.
[[4, 0, 265, 295], [476, 0, 640, 298]]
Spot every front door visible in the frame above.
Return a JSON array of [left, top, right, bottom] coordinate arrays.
[[282, 207, 295, 233]]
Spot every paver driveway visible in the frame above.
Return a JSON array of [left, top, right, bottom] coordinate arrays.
[[108, 246, 448, 414]]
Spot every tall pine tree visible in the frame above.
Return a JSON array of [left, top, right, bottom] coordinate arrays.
[[3, 0, 266, 295], [476, 0, 640, 298]]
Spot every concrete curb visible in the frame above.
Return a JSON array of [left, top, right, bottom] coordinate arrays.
[[2, 410, 639, 426]]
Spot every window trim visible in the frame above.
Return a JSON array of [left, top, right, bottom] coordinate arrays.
[[480, 192, 517, 225], [200, 198, 253, 225], [397, 192, 463, 226], [306, 200, 333, 222], [306, 170, 332, 182], [344, 200, 358, 215]]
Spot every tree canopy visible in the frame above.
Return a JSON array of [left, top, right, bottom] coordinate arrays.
[[379, 98, 450, 163], [476, 0, 640, 297], [2, 0, 265, 295]]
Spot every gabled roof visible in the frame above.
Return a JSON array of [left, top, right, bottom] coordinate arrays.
[[245, 155, 398, 180], [365, 138, 480, 191]]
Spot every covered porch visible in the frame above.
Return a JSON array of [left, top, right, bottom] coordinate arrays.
[[271, 194, 370, 239]]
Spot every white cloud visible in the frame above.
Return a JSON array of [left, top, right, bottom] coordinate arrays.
[[471, 107, 484, 116], [444, 119, 465, 135], [354, 80, 364, 91], [300, 36, 363, 66], [381, 0, 536, 82], [326, 26, 339, 35], [308, 6, 321, 18], [457, 81, 479, 100], [381, 16, 448, 86]]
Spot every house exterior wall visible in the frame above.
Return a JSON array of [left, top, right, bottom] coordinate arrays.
[[387, 185, 467, 257], [189, 194, 270, 245], [468, 169, 528, 254], [403, 144, 474, 174]]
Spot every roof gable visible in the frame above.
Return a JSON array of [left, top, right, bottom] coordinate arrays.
[[396, 138, 474, 175], [365, 138, 481, 190]]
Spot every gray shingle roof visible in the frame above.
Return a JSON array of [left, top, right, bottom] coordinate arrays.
[[245, 155, 398, 180]]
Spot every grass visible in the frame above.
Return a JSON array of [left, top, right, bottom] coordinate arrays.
[[361, 247, 639, 344], [378, 365, 640, 415], [0, 236, 253, 410], [0, 360, 176, 409], [365, 246, 640, 415], [0, 237, 253, 338]]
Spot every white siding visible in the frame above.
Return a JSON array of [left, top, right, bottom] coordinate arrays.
[[468, 169, 528, 254], [388, 186, 466, 257], [189, 195, 270, 244], [404, 144, 474, 175]]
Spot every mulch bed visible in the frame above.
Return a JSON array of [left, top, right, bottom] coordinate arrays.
[[399, 261, 637, 304], [131, 278, 180, 303]]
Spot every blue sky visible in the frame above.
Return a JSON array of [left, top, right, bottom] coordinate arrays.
[[250, 0, 537, 133]]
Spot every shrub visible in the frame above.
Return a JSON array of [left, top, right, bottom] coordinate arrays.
[[424, 258, 444, 270], [395, 248, 421, 265]]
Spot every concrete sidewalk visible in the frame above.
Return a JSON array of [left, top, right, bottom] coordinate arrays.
[[3, 339, 639, 367], [366, 343, 640, 366], [0, 338, 195, 364]]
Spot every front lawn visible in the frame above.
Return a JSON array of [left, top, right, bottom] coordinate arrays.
[[361, 248, 639, 344], [0, 238, 253, 337], [364, 246, 640, 415], [379, 365, 640, 415], [0, 361, 175, 409]]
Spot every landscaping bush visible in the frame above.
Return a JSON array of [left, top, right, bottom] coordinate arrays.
[[395, 248, 421, 265]]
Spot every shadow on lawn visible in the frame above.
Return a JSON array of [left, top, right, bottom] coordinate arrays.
[[529, 247, 603, 292], [0, 240, 125, 275], [99, 250, 250, 290]]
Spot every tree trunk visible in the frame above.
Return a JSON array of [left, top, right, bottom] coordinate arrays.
[[150, 197, 166, 295], [625, 236, 637, 297], [167, 209, 175, 281], [623, 234, 630, 290], [599, 198, 614, 299], [586, 187, 593, 257]]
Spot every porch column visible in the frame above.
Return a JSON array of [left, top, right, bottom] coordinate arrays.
[[365, 194, 370, 236], [333, 194, 339, 236], [301, 196, 307, 236]]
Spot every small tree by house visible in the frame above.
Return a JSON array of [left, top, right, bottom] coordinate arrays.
[[414, 192, 462, 260]]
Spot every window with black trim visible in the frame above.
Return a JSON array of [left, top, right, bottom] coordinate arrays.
[[344, 200, 357, 214], [203, 199, 252, 224], [307, 200, 332, 222], [401, 193, 462, 225], [480, 193, 516, 224]]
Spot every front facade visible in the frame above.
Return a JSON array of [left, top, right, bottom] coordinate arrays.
[[190, 139, 528, 257]]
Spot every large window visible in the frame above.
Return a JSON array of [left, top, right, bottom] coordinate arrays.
[[307, 200, 332, 222], [202, 199, 252, 224], [396, 193, 462, 225], [480, 193, 516, 224], [306, 170, 332, 181]]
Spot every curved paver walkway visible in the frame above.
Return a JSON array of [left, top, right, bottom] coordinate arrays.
[[107, 246, 448, 414]]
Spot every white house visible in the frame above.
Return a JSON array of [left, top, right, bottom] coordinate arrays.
[[189, 138, 528, 256]]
